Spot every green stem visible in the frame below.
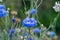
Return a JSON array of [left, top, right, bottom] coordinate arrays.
[[5, 15, 8, 30], [34, 0, 38, 8], [52, 12, 60, 31], [23, 0, 27, 11], [30, 0, 34, 9], [15, 23, 18, 28], [37, 0, 43, 8], [35, 0, 41, 26], [7, 10, 10, 27]]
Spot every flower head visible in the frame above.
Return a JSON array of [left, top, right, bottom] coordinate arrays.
[[15, 18, 21, 23], [8, 29, 15, 34], [47, 31, 55, 37], [29, 8, 37, 14], [8, 29, 15, 37], [12, 17, 16, 23], [28, 37, 33, 40], [33, 28, 41, 33], [23, 18, 37, 28], [11, 10, 17, 16], [53, 1, 60, 12]]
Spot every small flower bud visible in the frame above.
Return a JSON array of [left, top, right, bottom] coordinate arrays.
[[16, 18, 21, 23], [11, 10, 17, 16]]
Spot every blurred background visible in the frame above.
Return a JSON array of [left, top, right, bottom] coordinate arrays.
[[0, 0, 60, 35]]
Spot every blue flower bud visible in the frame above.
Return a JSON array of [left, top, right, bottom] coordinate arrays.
[[12, 18, 16, 23], [8, 29, 15, 37], [48, 31, 55, 37], [33, 28, 41, 33], [29, 8, 37, 14], [28, 37, 33, 40]]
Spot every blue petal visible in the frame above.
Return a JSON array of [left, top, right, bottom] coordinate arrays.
[[0, 9, 7, 18], [0, 5, 5, 9]]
